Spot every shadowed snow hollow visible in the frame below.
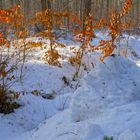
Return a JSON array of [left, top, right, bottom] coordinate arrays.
[[70, 56, 140, 121]]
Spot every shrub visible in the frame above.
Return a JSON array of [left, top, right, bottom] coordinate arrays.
[[103, 136, 114, 140], [0, 5, 23, 113], [34, 9, 69, 66]]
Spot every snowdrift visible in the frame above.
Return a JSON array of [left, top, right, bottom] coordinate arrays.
[[17, 56, 140, 140], [71, 55, 140, 121]]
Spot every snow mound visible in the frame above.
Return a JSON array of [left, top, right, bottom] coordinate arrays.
[[118, 129, 139, 140], [13, 101, 140, 140], [70, 56, 140, 121]]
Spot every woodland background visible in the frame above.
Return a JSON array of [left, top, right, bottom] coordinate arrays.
[[0, 0, 140, 27]]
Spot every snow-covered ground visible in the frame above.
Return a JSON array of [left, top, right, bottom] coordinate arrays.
[[0, 32, 140, 140]]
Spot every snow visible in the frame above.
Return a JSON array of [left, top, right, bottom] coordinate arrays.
[[0, 32, 140, 140], [11, 101, 140, 140], [118, 129, 139, 140], [71, 55, 140, 121], [11, 60, 75, 94]]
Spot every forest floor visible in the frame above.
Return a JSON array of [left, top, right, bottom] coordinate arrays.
[[0, 31, 140, 140]]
